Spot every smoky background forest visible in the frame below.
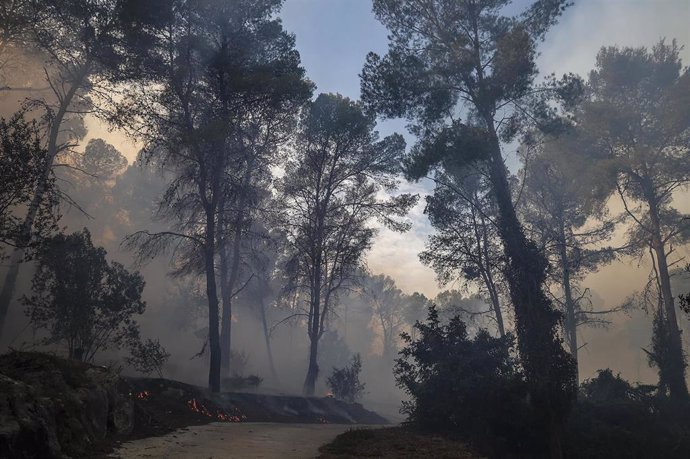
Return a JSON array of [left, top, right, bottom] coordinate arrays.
[[1, 1, 690, 457]]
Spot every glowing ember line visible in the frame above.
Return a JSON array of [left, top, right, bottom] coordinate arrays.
[[186, 399, 244, 422]]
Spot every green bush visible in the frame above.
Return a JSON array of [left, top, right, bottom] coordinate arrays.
[[394, 306, 539, 457], [327, 353, 366, 403], [565, 369, 690, 458]]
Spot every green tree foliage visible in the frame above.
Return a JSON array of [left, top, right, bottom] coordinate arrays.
[[680, 264, 690, 316], [277, 93, 417, 396], [361, 2, 576, 452], [0, 114, 59, 259], [395, 306, 535, 457], [568, 370, 690, 459], [576, 40, 690, 399], [402, 291, 432, 337], [22, 229, 146, 363], [327, 353, 366, 403]]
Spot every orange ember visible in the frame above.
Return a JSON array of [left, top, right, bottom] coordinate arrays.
[[186, 398, 245, 422]]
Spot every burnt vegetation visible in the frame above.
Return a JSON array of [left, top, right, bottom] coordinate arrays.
[[0, 0, 689, 458]]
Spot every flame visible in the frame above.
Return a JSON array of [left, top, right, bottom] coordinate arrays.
[[134, 391, 151, 400], [318, 416, 330, 424]]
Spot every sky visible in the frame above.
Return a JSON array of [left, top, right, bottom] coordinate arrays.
[[271, 0, 690, 299]]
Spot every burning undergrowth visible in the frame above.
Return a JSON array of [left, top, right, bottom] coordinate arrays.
[[126, 377, 388, 440], [126, 378, 248, 440]]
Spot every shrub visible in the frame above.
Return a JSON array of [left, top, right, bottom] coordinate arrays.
[[579, 369, 654, 403], [23, 229, 146, 362], [126, 338, 170, 378], [394, 306, 537, 457], [566, 369, 690, 458], [327, 353, 366, 403]]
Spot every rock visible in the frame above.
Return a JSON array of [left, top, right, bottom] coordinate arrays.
[[0, 351, 134, 458], [0, 374, 62, 458]]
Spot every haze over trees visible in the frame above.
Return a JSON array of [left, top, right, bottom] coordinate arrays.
[[1, 1, 690, 457], [116, 0, 312, 393], [575, 40, 690, 400], [520, 133, 621, 380], [361, 0, 578, 453], [420, 167, 507, 336], [277, 93, 416, 395]]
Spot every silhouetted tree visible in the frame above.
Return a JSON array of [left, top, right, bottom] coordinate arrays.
[[577, 40, 690, 399], [361, 1, 576, 453], [0, 0, 161, 338], [420, 166, 506, 336], [403, 292, 432, 336], [0, 114, 59, 259], [520, 133, 621, 380], [434, 289, 490, 331], [395, 306, 531, 457], [119, 0, 310, 392], [363, 274, 407, 361], [23, 229, 146, 362], [277, 93, 416, 396]]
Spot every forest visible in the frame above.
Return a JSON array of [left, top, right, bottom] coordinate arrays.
[[0, 0, 689, 458]]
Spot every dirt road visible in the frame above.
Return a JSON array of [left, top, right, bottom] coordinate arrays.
[[112, 422, 369, 458]]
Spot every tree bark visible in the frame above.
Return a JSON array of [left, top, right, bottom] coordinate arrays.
[[650, 226, 688, 399], [303, 334, 319, 396], [558, 228, 579, 383], [218, 244, 232, 376], [258, 289, 279, 381], [304, 255, 322, 396], [219, 235, 242, 376], [479, 210, 505, 337], [219, 159, 254, 376], [483, 116, 573, 459], [205, 216, 222, 393]]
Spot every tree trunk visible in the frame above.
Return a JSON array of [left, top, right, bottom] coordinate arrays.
[[479, 209, 505, 337], [258, 290, 279, 381], [652, 235, 688, 399], [644, 190, 689, 400], [219, 160, 254, 376], [219, 235, 243, 376], [483, 117, 573, 459], [205, 220, 222, 393], [0, 63, 90, 338], [304, 260, 322, 396], [303, 334, 319, 396], [218, 244, 232, 376], [558, 234, 579, 383]]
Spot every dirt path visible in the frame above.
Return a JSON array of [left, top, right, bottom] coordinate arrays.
[[112, 422, 371, 459]]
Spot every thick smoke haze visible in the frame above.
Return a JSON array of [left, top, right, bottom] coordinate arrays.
[[1, 0, 689, 421]]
